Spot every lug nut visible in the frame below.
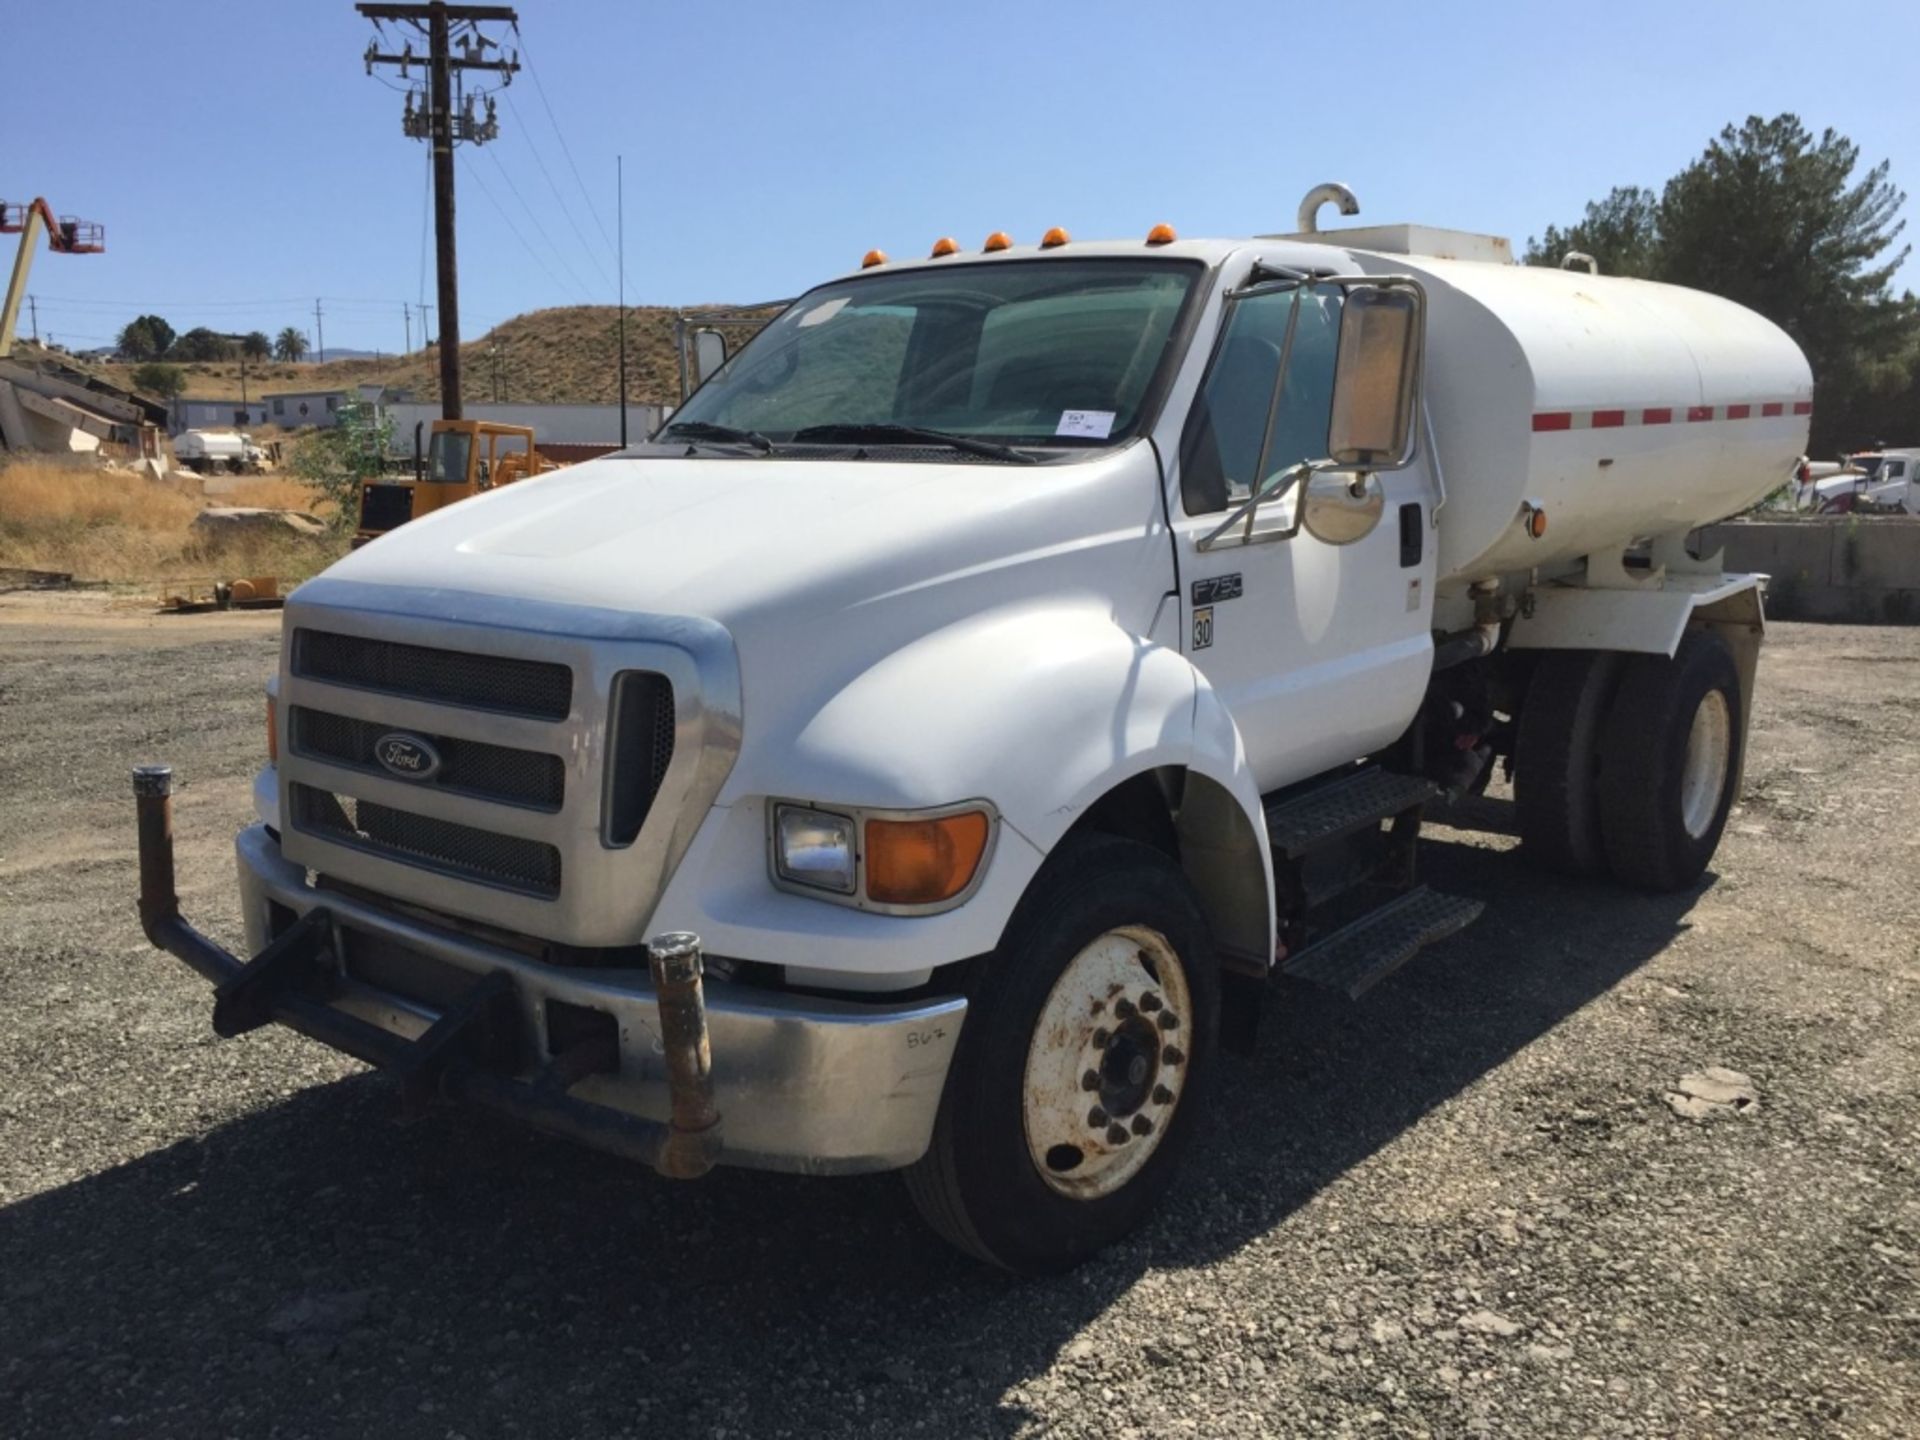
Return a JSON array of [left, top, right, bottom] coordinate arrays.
[[1092, 1027, 1111, 1049], [1139, 992, 1163, 1013], [1114, 997, 1136, 1020], [1158, 1010, 1180, 1031], [1131, 1114, 1154, 1136], [1088, 1105, 1109, 1127], [1081, 1068, 1101, 1091], [1162, 1045, 1185, 1066], [1152, 1084, 1175, 1105], [1106, 1123, 1130, 1146]]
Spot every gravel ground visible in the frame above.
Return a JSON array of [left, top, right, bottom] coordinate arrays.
[[1, 593, 1916, 1438]]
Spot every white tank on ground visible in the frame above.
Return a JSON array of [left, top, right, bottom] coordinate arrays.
[[1336, 240, 1812, 584]]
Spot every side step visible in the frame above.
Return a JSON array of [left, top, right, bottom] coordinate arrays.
[[1280, 886, 1484, 999], [1264, 766, 1438, 859]]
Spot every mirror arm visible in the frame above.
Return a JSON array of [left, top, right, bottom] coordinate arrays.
[[1197, 458, 1334, 551]]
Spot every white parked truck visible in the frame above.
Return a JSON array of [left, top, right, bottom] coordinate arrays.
[[173, 428, 267, 474], [133, 187, 1811, 1271]]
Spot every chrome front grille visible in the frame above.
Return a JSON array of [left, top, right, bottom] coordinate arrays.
[[292, 784, 564, 896], [293, 627, 573, 719], [289, 705, 565, 810], [274, 579, 740, 948]]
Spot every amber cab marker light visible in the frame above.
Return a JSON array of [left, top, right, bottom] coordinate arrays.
[[265, 694, 278, 763], [982, 231, 1013, 253], [865, 811, 991, 906], [930, 236, 960, 258], [1146, 222, 1178, 246], [1525, 505, 1549, 538], [1040, 226, 1070, 248], [861, 248, 888, 269]]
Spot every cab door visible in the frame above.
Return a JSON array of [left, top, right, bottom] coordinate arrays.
[[1162, 261, 1436, 793]]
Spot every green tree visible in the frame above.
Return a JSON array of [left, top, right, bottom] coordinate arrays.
[[241, 331, 272, 360], [1524, 186, 1662, 278], [131, 362, 186, 399], [172, 327, 235, 362], [116, 314, 175, 361], [1527, 115, 1917, 454], [291, 396, 392, 530], [275, 326, 310, 362]]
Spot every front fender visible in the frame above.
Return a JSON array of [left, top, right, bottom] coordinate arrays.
[[655, 601, 1274, 978]]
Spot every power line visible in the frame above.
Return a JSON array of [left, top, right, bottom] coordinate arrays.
[[513, 25, 617, 262], [458, 149, 577, 302], [482, 144, 595, 299], [499, 86, 612, 293]]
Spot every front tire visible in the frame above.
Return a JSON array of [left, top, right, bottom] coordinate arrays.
[[1596, 629, 1743, 891], [904, 834, 1220, 1273]]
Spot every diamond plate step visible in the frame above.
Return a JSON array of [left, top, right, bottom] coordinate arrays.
[[1280, 886, 1484, 999], [1263, 766, 1439, 860]]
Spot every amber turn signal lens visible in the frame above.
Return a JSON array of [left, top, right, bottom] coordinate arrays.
[[1145, 222, 1177, 245], [1040, 226, 1070, 248], [266, 694, 278, 763], [1526, 506, 1549, 538], [865, 811, 991, 906], [929, 236, 959, 257], [983, 231, 1013, 252], [861, 248, 888, 268]]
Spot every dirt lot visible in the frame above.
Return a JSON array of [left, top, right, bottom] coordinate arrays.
[[1, 594, 1916, 1438]]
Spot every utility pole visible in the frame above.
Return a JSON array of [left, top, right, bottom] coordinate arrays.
[[26, 294, 36, 344], [314, 298, 326, 364], [358, 2, 518, 421], [403, 301, 411, 354], [617, 153, 627, 446]]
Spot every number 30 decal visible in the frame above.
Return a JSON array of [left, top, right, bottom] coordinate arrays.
[[1192, 605, 1214, 651]]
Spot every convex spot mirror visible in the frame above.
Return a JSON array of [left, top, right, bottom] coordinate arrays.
[[1328, 285, 1420, 469], [692, 328, 728, 384], [1300, 470, 1385, 546]]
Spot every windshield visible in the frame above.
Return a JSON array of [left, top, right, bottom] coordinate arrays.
[[426, 429, 472, 483], [661, 258, 1202, 454]]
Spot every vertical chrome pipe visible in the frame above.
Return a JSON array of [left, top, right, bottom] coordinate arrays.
[[647, 931, 722, 1179]]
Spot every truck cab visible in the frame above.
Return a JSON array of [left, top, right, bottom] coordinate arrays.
[[355, 418, 554, 544], [135, 191, 1811, 1271]]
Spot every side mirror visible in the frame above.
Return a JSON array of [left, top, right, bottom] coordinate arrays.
[[1299, 470, 1385, 546], [692, 328, 728, 384], [1327, 285, 1420, 469]]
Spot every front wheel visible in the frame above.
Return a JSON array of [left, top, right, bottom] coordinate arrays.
[[904, 835, 1219, 1272]]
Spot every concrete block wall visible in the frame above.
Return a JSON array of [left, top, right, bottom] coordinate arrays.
[[1694, 517, 1920, 623]]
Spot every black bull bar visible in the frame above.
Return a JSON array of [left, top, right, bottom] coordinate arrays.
[[131, 765, 722, 1179]]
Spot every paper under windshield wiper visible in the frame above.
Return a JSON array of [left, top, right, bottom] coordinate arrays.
[[661, 420, 775, 453], [789, 423, 1038, 464]]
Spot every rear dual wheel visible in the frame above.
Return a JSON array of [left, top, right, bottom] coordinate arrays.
[[1515, 631, 1742, 892], [905, 835, 1219, 1273]]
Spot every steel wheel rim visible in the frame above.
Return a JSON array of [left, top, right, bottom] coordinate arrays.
[[1022, 925, 1191, 1200], [1680, 689, 1732, 839]]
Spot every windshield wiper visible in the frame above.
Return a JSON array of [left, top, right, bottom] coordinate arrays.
[[660, 420, 775, 454], [789, 422, 1038, 464]]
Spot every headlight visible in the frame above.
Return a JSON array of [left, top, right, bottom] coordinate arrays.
[[773, 804, 857, 894]]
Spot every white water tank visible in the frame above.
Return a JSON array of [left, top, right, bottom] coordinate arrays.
[[1341, 244, 1812, 583]]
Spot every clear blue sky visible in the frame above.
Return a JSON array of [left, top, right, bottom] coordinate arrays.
[[9, 0, 1919, 357]]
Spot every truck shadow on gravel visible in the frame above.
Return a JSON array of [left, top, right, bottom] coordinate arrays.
[[0, 829, 1704, 1438]]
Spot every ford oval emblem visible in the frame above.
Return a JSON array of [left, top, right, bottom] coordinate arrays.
[[374, 731, 442, 782]]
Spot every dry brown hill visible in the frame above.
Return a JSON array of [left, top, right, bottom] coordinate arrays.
[[43, 304, 766, 408]]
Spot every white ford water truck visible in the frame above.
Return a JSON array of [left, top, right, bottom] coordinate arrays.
[[134, 186, 1811, 1272]]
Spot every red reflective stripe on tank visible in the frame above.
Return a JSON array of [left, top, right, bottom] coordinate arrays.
[[1642, 407, 1673, 425], [1532, 412, 1573, 431], [1725, 403, 1752, 420], [1762, 402, 1784, 417], [1591, 409, 1626, 428], [1792, 401, 1813, 415], [1687, 405, 1715, 422]]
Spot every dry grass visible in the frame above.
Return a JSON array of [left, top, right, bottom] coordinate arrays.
[[0, 459, 345, 584]]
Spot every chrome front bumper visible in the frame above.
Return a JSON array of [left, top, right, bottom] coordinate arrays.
[[205, 822, 966, 1175]]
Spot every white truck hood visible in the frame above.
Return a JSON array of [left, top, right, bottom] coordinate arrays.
[[324, 451, 1162, 633]]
